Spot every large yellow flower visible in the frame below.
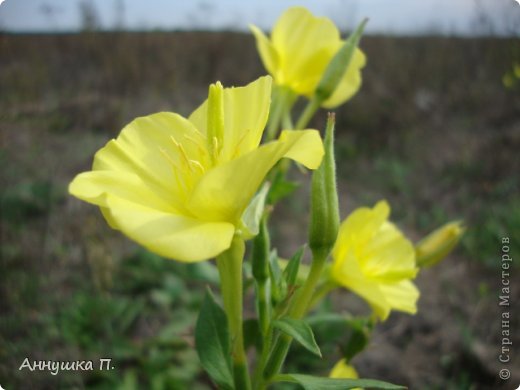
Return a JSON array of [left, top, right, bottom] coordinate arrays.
[[251, 7, 366, 108], [331, 201, 419, 320], [69, 76, 324, 262]]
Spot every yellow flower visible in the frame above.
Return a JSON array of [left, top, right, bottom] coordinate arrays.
[[251, 7, 366, 108], [69, 76, 324, 262], [331, 201, 419, 320], [330, 359, 360, 390]]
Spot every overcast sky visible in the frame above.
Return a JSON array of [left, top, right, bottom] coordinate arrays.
[[0, 0, 518, 36]]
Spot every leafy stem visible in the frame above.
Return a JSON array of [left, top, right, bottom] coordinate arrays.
[[216, 236, 252, 390]]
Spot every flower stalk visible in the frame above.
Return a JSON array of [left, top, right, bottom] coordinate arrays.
[[263, 114, 339, 381], [252, 218, 271, 337], [216, 235, 252, 390]]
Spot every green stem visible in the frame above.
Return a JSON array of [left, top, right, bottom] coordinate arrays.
[[262, 250, 328, 380], [267, 86, 297, 140], [216, 236, 252, 390], [252, 323, 273, 390], [309, 280, 337, 309], [266, 87, 285, 141], [295, 96, 322, 129], [256, 280, 270, 338], [282, 109, 294, 130]]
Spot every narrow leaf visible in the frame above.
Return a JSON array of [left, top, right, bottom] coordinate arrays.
[[269, 249, 286, 303], [274, 373, 406, 390], [283, 246, 304, 287], [273, 318, 322, 357], [195, 288, 234, 390]]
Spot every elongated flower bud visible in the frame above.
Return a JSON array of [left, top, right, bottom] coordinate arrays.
[[416, 221, 465, 267], [314, 19, 368, 104], [308, 113, 339, 260], [252, 219, 270, 282]]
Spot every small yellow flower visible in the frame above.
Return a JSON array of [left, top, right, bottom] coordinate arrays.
[[69, 76, 324, 262], [251, 7, 366, 108], [330, 359, 360, 390], [331, 201, 419, 320], [416, 221, 465, 267]]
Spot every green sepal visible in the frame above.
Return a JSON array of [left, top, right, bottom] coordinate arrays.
[[314, 19, 368, 104], [241, 182, 270, 239], [273, 373, 406, 390], [273, 318, 322, 357], [195, 288, 234, 390]]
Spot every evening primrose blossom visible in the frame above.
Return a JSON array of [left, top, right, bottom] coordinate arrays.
[[69, 76, 324, 262], [331, 201, 419, 320], [250, 7, 366, 108]]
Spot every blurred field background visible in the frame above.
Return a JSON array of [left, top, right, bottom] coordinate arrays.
[[1, 3, 520, 389]]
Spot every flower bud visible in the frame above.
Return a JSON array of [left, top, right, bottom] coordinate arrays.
[[308, 113, 339, 260], [329, 358, 359, 380], [252, 219, 270, 282], [314, 19, 367, 104], [416, 221, 465, 267]]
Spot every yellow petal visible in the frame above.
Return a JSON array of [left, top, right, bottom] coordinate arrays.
[[92, 112, 207, 207], [362, 222, 417, 280], [322, 48, 366, 108], [333, 200, 390, 261], [188, 76, 272, 162], [187, 130, 324, 223], [271, 7, 340, 94], [103, 195, 235, 262], [250, 25, 279, 78], [277, 129, 324, 169], [69, 170, 174, 212], [332, 249, 390, 319], [379, 280, 419, 315]]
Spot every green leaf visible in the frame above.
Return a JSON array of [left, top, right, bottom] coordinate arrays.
[[195, 288, 233, 390], [273, 318, 322, 357], [268, 170, 300, 204], [342, 319, 371, 362], [243, 318, 262, 352], [269, 249, 286, 304], [274, 374, 406, 390], [307, 314, 372, 360], [283, 246, 305, 287]]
